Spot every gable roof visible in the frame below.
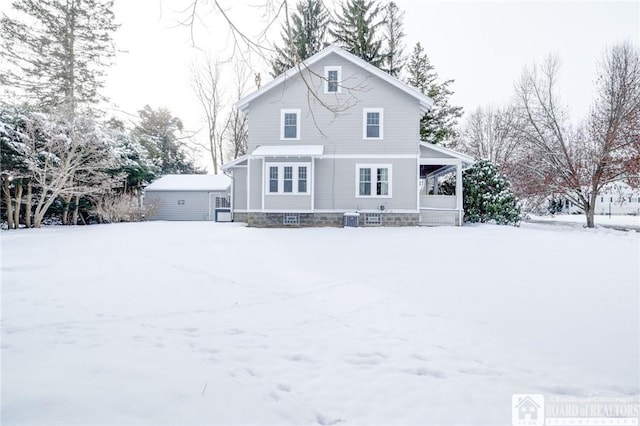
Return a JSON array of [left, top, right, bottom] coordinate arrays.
[[236, 45, 434, 114], [145, 174, 231, 192], [420, 142, 475, 165]]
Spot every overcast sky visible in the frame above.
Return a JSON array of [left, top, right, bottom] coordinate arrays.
[[70, 1, 640, 170]]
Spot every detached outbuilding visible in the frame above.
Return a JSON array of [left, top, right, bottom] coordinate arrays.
[[144, 174, 232, 221]]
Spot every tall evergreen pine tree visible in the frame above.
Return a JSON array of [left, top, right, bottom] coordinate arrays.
[[406, 42, 463, 145], [382, 1, 406, 77], [0, 0, 118, 117], [330, 0, 385, 67], [270, 0, 329, 77]]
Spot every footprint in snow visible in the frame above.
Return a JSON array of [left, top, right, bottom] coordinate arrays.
[[315, 413, 343, 426], [408, 368, 446, 379], [245, 368, 260, 377], [347, 352, 387, 366], [276, 384, 291, 392], [458, 367, 503, 377], [356, 352, 387, 359], [284, 354, 314, 363], [226, 328, 244, 336]]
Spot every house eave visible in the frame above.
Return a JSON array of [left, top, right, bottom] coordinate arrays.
[[235, 45, 434, 113]]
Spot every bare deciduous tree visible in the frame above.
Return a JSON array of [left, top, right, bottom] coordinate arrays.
[[514, 42, 640, 227], [224, 61, 250, 161], [191, 54, 227, 173], [453, 105, 521, 168]]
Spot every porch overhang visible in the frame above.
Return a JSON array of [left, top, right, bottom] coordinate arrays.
[[251, 145, 324, 158], [419, 142, 475, 166]]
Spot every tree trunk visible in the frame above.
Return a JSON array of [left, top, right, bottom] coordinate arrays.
[[25, 182, 32, 228], [72, 194, 79, 225], [586, 192, 597, 228], [62, 194, 72, 225], [13, 183, 23, 228], [3, 175, 14, 230]]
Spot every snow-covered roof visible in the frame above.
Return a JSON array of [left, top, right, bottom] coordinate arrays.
[[251, 145, 324, 157], [419, 142, 475, 165], [222, 154, 248, 171], [236, 45, 433, 114], [145, 174, 231, 192]]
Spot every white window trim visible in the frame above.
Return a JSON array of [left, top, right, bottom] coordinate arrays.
[[280, 109, 301, 140], [362, 108, 384, 140], [355, 163, 392, 198], [265, 162, 310, 195], [324, 66, 342, 94]]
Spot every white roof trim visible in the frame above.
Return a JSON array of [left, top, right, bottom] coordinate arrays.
[[222, 154, 249, 171], [251, 145, 324, 157], [236, 45, 433, 113], [420, 142, 475, 164]]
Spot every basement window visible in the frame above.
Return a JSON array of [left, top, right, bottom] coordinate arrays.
[[283, 213, 300, 225], [364, 213, 382, 225]]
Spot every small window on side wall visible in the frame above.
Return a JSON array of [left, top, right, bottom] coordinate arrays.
[[363, 108, 383, 139], [324, 66, 342, 94], [281, 109, 300, 140]]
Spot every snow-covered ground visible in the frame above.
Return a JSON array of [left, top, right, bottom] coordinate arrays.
[[2, 222, 638, 425], [529, 213, 640, 228]]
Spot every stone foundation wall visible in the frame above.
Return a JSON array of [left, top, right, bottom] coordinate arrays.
[[244, 212, 419, 228], [232, 212, 248, 223]]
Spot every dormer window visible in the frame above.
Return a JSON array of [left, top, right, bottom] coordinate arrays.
[[281, 109, 300, 140], [324, 66, 342, 93]]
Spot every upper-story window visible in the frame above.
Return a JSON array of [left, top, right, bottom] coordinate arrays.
[[363, 108, 383, 140], [324, 66, 342, 94], [281, 109, 300, 140]]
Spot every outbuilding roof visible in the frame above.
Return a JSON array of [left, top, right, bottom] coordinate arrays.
[[145, 174, 231, 192]]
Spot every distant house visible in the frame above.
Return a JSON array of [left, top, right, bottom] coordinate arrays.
[[561, 182, 640, 215], [144, 174, 231, 221], [222, 45, 473, 227]]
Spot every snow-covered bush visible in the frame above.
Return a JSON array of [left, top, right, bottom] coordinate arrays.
[[92, 194, 157, 223], [463, 160, 521, 225]]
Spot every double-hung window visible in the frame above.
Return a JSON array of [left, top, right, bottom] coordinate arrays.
[[324, 66, 342, 93], [283, 166, 293, 193], [356, 164, 391, 197], [298, 166, 307, 193], [269, 167, 279, 193], [266, 163, 309, 194], [363, 108, 383, 139], [281, 109, 300, 140]]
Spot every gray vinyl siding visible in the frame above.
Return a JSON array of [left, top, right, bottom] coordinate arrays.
[[146, 190, 226, 221], [232, 168, 247, 210], [264, 194, 312, 210], [314, 158, 418, 211], [246, 52, 422, 156], [248, 158, 263, 210]]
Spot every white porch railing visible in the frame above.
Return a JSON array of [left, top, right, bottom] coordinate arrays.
[[420, 195, 457, 209]]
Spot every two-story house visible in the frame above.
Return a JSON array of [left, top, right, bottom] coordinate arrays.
[[222, 45, 473, 227]]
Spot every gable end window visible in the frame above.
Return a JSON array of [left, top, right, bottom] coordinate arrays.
[[280, 109, 300, 140], [363, 108, 384, 140], [356, 164, 392, 198], [324, 66, 342, 94]]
